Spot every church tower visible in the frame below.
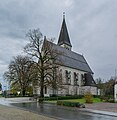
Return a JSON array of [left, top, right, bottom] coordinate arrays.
[[58, 13, 72, 50]]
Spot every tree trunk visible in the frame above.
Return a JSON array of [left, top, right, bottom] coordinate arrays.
[[22, 89, 26, 96], [40, 85, 44, 98], [39, 78, 44, 103], [40, 70, 44, 98]]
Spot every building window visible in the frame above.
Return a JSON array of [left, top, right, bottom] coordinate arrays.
[[74, 72, 79, 85], [81, 74, 86, 86], [65, 70, 71, 84]]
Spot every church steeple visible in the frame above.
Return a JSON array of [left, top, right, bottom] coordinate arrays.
[[58, 13, 72, 50]]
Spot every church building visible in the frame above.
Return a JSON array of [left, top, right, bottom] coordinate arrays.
[[33, 14, 97, 96]]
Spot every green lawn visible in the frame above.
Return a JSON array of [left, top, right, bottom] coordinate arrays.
[[45, 98, 101, 104], [44, 100, 57, 104]]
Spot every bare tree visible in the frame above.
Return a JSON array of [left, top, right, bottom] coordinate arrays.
[[96, 77, 115, 98], [24, 29, 63, 98], [3, 55, 34, 96]]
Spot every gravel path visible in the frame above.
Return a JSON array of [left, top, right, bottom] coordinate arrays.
[[0, 104, 56, 120]]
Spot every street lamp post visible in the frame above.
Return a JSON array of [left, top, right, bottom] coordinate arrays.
[[114, 69, 117, 102], [4, 85, 7, 98]]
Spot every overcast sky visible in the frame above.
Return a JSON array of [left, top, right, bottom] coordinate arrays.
[[0, 0, 117, 88]]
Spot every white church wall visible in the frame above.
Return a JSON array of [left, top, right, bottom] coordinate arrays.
[[58, 65, 87, 95], [80, 86, 97, 95], [57, 86, 68, 95], [114, 84, 117, 101], [33, 65, 97, 96], [59, 65, 87, 86], [33, 86, 40, 95]]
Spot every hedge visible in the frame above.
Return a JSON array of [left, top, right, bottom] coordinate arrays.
[[57, 100, 81, 107], [44, 95, 84, 101]]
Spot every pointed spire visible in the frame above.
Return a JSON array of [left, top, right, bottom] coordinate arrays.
[[58, 13, 72, 49], [44, 36, 46, 40], [63, 12, 65, 20]]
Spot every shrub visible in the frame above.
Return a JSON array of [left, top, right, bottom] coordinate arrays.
[[100, 96, 108, 101], [100, 95, 114, 102], [93, 95, 100, 98], [38, 97, 44, 103], [84, 91, 93, 103], [57, 100, 81, 107], [108, 99, 115, 103]]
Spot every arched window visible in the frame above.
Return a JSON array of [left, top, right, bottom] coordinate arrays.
[[74, 72, 79, 85], [81, 74, 86, 86], [65, 70, 71, 84]]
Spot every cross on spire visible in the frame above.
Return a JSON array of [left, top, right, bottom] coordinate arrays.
[[63, 12, 65, 20]]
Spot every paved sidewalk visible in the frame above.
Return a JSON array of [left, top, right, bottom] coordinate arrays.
[[0, 104, 56, 120], [0, 97, 34, 105], [79, 102, 117, 117], [85, 102, 117, 113]]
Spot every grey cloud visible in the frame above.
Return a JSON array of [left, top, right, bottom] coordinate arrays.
[[0, 0, 117, 84]]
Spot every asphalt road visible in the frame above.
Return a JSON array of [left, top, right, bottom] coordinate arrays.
[[11, 102, 117, 120]]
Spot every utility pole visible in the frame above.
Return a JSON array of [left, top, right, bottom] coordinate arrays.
[[115, 69, 116, 83]]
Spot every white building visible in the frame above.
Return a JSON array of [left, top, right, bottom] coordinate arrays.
[[33, 14, 97, 96], [114, 84, 117, 101]]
